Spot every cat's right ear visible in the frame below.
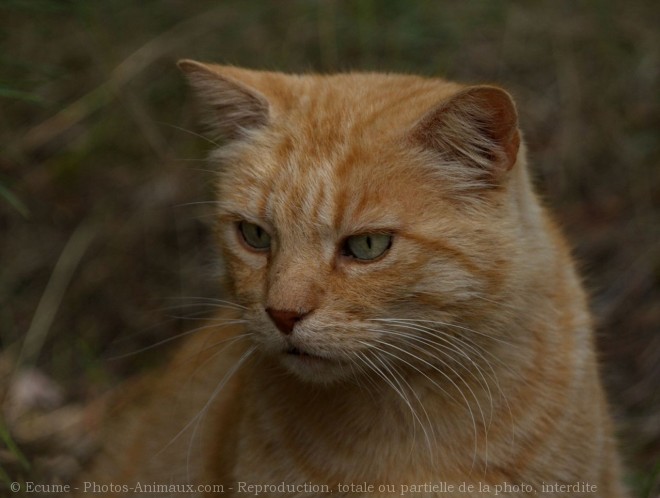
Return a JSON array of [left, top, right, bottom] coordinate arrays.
[[178, 60, 270, 140]]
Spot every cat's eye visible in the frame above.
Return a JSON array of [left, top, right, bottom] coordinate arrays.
[[343, 233, 392, 261], [238, 221, 271, 250]]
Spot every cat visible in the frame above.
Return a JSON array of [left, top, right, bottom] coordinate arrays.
[[73, 61, 628, 497]]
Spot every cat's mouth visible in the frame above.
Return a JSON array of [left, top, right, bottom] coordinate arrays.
[[279, 344, 349, 382], [285, 346, 328, 361]]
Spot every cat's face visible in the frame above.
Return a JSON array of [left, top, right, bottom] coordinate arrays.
[[181, 62, 522, 384]]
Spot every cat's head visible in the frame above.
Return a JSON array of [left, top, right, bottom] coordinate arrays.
[[180, 61, 531, 384]]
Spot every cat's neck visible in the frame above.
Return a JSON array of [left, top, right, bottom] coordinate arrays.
[[239, 351, 507, 482]]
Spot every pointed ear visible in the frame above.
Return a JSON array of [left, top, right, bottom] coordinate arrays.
[[410, 86, 520, 185], [178, 59, 270, 140]]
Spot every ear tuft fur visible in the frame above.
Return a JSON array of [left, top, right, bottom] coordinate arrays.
[[178, 60, 270, 140], [411, 86, 520, 185]]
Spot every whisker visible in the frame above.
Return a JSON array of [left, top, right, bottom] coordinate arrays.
[[370, 325, 494, 469], [107, 319, 247, 360], [359, 338, 457, 403], [370, 351, 435, 462], [373, 318, 518, 453], [173, 157, 215, 164], [370, 317, 514, 347], [174, 200, 228, 209], [158, 344, 256, 458], [347, 353, 383, 402], [364, 343, 443, 462], [374, 323, 496, 422], [377, 324, 494, 393], [371, 317, 527, 384], [165, 314, 242, 322], [368, 336, 481, 471], [354, 351, 422, 452], [470, 293, 519, 311], [158, 121, 221, 147], [186, 333, 255, 378], [185, 345, 257, 480], [161, 297, 248, 311]]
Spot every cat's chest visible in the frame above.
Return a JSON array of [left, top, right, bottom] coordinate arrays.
[[225, 407, 472, 498]]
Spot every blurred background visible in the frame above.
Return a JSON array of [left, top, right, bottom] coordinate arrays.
[[1, 1, 658, 495]]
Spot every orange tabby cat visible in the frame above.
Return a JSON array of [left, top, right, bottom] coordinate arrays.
[[75, 62, 627, 497]]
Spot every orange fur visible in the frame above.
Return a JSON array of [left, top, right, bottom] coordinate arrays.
[[75, 62, 627, 497]]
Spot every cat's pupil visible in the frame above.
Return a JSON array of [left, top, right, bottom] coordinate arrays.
[[240, 221, 271, 250], [344, 233, 391, 261]]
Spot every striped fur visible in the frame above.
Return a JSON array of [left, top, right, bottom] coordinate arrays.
[[76, 63, 627, 497]]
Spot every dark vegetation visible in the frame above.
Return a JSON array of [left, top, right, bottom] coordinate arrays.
[[1, 1, 658, 496]]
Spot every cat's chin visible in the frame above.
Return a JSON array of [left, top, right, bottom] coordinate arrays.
[[277, 348, 351, 384]]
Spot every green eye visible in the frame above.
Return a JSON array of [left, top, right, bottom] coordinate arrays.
[[239, 221, 271, 250], [343, 233, 392, 261]]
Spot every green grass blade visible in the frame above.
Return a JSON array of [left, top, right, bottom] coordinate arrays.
[[0, 418, 30, 473], [0, 182, 30, 218]]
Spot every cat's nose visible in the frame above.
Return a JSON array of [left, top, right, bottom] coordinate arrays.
[[266, 308, 309, 335]]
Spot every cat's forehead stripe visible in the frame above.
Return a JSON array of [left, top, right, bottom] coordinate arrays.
[[262, 152, 338, 237]]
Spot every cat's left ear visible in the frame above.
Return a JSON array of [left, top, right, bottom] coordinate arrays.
[[178, 59, 270, 140], [410, 86, 520, 185]]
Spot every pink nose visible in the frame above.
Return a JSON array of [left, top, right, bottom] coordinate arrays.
[[266, 308, 308, 335]]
